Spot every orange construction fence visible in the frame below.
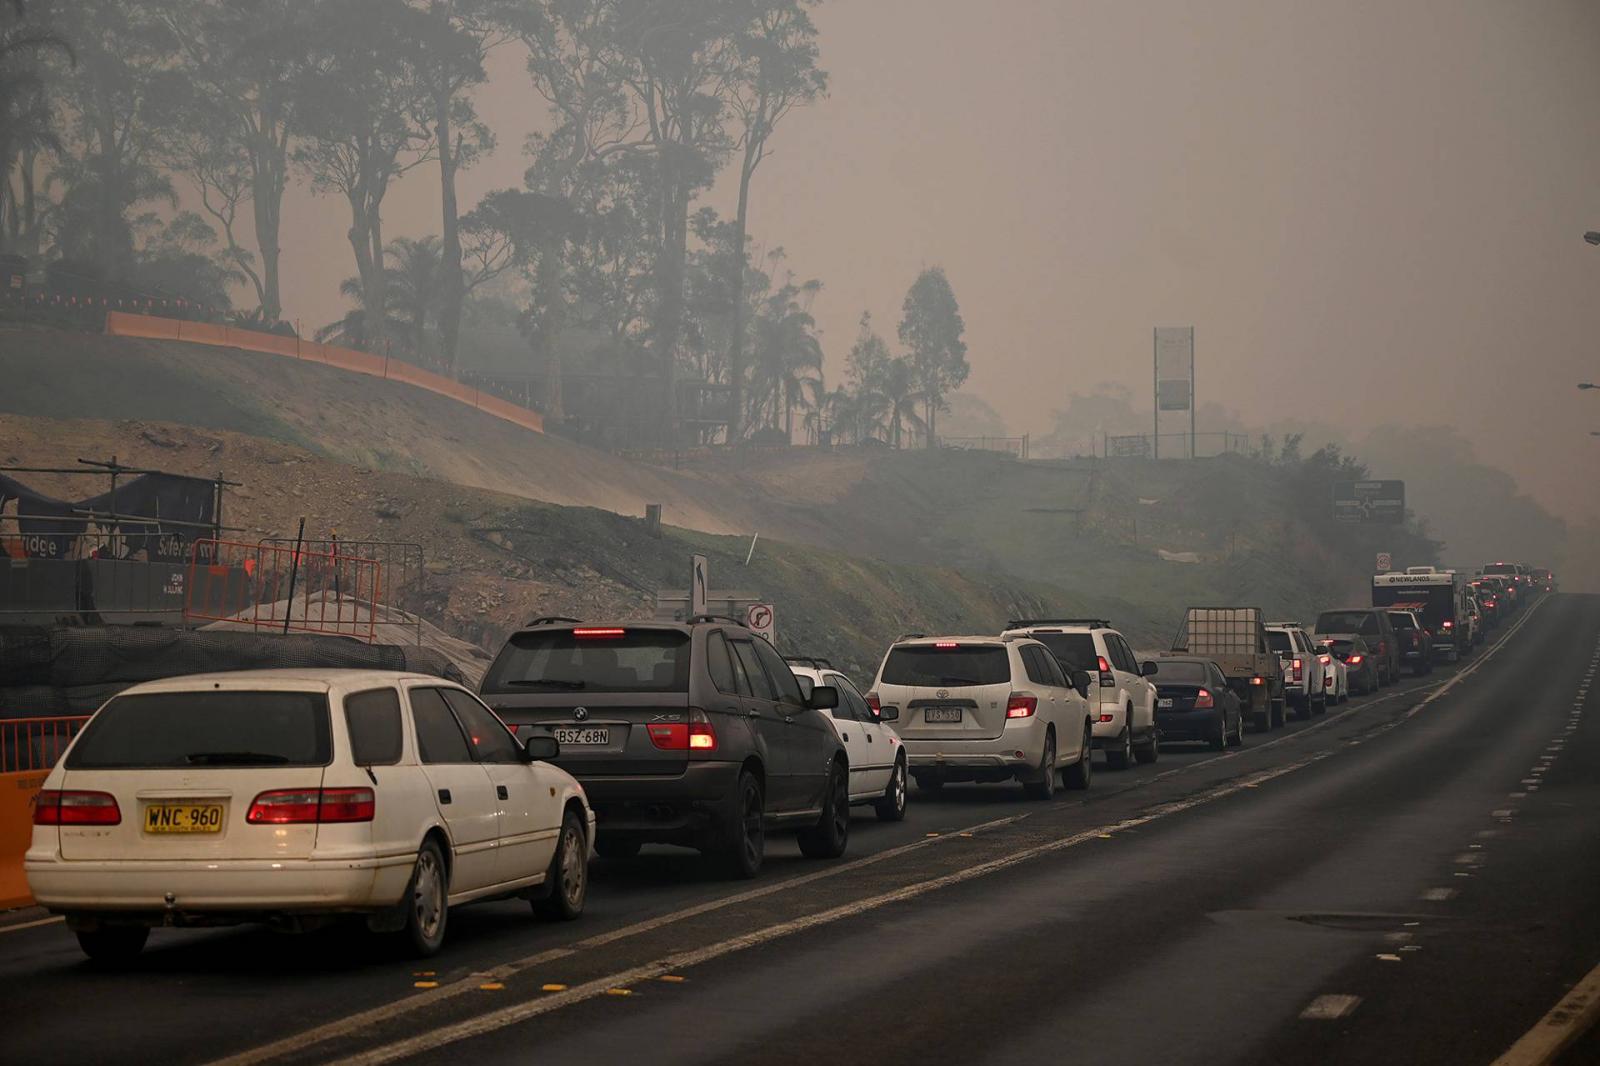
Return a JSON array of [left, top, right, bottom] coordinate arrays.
[[104, 311, 544, 437], [1, 716, 90, 909]]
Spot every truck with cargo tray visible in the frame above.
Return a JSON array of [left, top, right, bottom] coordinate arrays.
[[1372, 567, 1469, 663], [1169, 607, 1285, 731]]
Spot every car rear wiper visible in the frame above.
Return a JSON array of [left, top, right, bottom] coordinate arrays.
[[184, 751, 291, 765], [503, 678, 587, 689]]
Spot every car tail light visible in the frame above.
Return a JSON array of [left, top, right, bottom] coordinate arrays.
[[247, 787, 375, 824], [1442, 621, 1453, 630], [1006, 694, 1038, 719], [1319, 654, 1331, 664], [1195, 688, 1214, 709], [1097, 655, 1114, 687], [1291, 658, 1303, 682], [1250, 676, 1265, 686], [1349, 654, 1364, 664], [572, 627, 625, 639], [866, 693, 882, 716], [1099, 713, 1114, 723], [648, 708, 718, 752], [33, 790, 121, 826]]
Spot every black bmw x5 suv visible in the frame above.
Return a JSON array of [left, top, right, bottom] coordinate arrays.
[[479, 617, 848, 878]]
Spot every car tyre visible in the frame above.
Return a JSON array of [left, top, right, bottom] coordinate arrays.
[[1209, 715, 1227, 751], [797, 761, 850, 859], [1107, 722, 1133, 770], [534, 808, 588, 921], [715, 771, 766, 879], [875, 757, 908, 822], [400, 839, 449, 958], [1228, 712, 1245, 747], [1023, 730, 1057, 800], [75, 926, 149, 964], [1063, 725, 1093, 790], [1134, 725, 1159, 765]]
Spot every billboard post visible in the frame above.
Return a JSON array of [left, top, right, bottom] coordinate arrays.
[[1154, 327, 1195, 458]]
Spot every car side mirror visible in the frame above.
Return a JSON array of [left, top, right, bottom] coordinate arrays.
[[808, 684, 839, 711], [1071, 670, 1093, 698], [523, 735, 559, 762], [879, 704, 900, 722], [1140, 660, 1158, 677]]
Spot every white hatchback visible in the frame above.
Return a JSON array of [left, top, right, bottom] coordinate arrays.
[[25, 670, 594, 961], [787, 658, 907, 821]]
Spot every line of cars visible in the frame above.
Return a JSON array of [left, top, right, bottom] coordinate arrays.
[[24, 562, 1553, 961]]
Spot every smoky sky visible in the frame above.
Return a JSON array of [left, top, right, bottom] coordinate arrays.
[[266, 0, 1600, 523]]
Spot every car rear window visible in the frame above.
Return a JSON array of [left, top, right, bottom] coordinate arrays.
[[1153, 661, 1207, 684], [1388, 613, 1417, 630], [1266, 631, 1291, 653], [1318, 611, 1377, 636], [1028, 633, 1097, 669], [66, 691, 331, 770], [881, 645, 1011, 687], [1483, 564, 1517, 576], [481, 629, 691, 693]]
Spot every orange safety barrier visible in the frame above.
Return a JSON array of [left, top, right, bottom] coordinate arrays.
[[104, 311, 545, 436], [1, 716, 90, 909]]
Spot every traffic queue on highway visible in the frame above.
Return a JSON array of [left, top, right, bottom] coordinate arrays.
[[21, 561, 1552, 962]]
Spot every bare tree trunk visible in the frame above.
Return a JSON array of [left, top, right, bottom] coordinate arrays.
[[434, 86, 465, 374], [726, 146, 756, 444], [250, 121, 288, 322]]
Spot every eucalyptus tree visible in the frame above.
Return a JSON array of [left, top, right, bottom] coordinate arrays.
[[897, 266, 968, 446], [0, 0, 69, 255]]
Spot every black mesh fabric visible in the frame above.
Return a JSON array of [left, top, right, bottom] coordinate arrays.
[[0, 625, 465, 718]]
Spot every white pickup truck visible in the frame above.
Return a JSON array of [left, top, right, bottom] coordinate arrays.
[[1266, 623, 1328, 718]]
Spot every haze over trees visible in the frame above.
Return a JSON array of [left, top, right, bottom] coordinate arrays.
[[0, 0, 975, 449]]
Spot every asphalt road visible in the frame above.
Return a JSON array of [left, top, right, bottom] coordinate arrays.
[[3, 593, 1596, 1066]]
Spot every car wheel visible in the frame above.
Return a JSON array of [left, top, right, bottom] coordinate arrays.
[[1134, 725, 1159, 765], [715, 771, 765, 879], [534, 809, 588, 921], [1107, 722, 1133, 770], [401, 839, 449, 958], [1229, 711, 1245, 747], [798, 761, 850, 859], [875, 757, 908, 822], [1023, 730, 1057, 800], [1209, 714, 1226, 751], [1063, 725, 1093, 790], [1314, 693, 1327, 716], [75, 926, 149, 964], [594, 837, 642, 860]]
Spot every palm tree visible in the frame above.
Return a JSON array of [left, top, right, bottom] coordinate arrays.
[[752, 285, 824, 442], [384, 235, 445, 359], [798, 375, 831, 445], [880, 356, 925, 449]]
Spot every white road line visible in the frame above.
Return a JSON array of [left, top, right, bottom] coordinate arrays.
[[329, 756, 1328, 1066], [1300, 994, 1362, 1020], [0, 916, 63, 935], [1489, 956, 1600, 1066]]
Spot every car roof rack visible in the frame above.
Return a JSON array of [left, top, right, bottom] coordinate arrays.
[[784, 655, 834, 671], [1006, 618, 1112, 630], [525, 615, 585, 627]]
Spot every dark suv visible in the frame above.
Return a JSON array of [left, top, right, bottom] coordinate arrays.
[[1314, 609, 1400, 686], [478, 617, 848, 878]]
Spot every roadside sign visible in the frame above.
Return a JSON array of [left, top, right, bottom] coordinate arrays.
[[1376, 553, 1393, 572], [1333, 480, 1406, 524], [690, 554, 709, 616], [745, 602, 775, 641]]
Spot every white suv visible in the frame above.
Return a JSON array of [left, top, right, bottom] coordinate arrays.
[[1001, 619, 1158, 770], [1266, 623, 1328, 718], [867, 635, 1094, 799]]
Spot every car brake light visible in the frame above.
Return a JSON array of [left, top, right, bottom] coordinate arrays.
[[1250, 676, 1265, 686], [33, 790, 121, 826], [1319, 654, 1331, 664], [648, 708, 718, 752], [1006, 694, 1038, 718], [1291, 658, 1303, 682], [572, 627, 625, 639], [935, 641, 959, 649], [1099, 714, 1114, 723], [1097, 655, 1114, 687], [1442, 621, 1453, 629], [1349, 655, 1364, 664], [247, 787, 375, 824], [1194, 688, 1214, 709], [866, 693, 881, 716]]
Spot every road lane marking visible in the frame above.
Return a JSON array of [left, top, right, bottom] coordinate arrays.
[[0, 916, 63, 935], [1300, 994, 1362, 1020], [220, 601, 1551, 1066], [328, 756, 1328, 1066], [1421, 888, 1455, 901], [1489, 956, 1600, 1066]]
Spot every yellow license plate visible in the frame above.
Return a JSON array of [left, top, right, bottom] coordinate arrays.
[[144, 804, 225, 834]]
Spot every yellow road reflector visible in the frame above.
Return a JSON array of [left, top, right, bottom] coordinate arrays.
[[606, 988, 633, 997], [479, 983, 504, 991], [414, 981, 439, 989], [925, 832, 940, 838], [658, 975, 686, 983], [1098, 833, 1113, 839], [541, 984, 568, 993], [1376, 954, 1402, 962]]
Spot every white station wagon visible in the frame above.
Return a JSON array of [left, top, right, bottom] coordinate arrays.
[[25, 670, 594, 961]]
